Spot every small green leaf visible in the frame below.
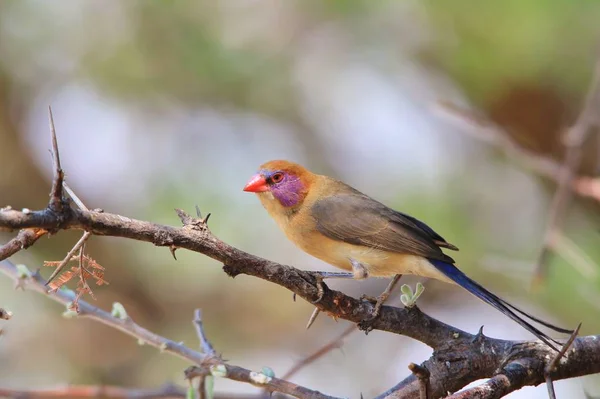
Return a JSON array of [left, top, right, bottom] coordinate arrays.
[[261, 366, 275, 378], [400, 294, 411, 307], [15, 264, 31, 279], [400, 284, 413, 297], [414, 283, 425, 298], [111, 302, 128, 320]]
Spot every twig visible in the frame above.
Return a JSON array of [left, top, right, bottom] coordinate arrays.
[[197, 378, 207, 399], [0, 228, 47, 261], [545, 323, 582, 399], [282, 325, 356, 381], [408, 363, 430, 399], [47, 106, 64, 214], [535, 60, 600, 285], [194, 309, 217, 356], [192, 309, 218, 399], [0, 259, 339, 399], [63, 182, 88, 211]]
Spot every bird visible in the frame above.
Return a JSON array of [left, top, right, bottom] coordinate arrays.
[[243, 159, 574, 351]]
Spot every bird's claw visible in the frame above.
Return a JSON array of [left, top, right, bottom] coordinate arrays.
[[400, 283, 425, 308], [359, 294, 387, 318], [359, 294, 378, 303], [311, 273, 326, 304], [357, 295, 386, 333]]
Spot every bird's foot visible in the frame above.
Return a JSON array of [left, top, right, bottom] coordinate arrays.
[[360, 294, 378, 303], [312, 274, 325, 304], [358, 274, 402, 333], [400, 282, 425, 308], [310, 271, 355, 304]]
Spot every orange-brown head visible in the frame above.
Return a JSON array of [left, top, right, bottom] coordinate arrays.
[[243, 160, 316, 208]]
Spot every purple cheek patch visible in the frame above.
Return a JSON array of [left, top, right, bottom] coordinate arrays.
[[272, 176, 304, 207]]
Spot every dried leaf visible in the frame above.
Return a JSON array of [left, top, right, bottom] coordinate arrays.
[[45, 253, 108, 309], [48, 270, 78, 291]]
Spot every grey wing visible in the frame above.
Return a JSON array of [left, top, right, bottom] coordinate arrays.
[[311, 193, 456, 263]]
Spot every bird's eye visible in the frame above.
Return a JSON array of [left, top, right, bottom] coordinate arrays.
[[270, 172, 284, 183]]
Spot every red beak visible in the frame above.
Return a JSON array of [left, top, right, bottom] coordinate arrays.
[[243, 174, 269, 192]]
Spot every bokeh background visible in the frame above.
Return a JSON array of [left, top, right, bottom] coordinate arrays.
[[1, 1, 600, 398]]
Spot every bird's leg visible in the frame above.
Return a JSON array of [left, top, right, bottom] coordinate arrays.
[[360, 274, 403, 318], [306, 259, 370, 330], [310, 271, 354, 304], [310, 259, 368, 303]]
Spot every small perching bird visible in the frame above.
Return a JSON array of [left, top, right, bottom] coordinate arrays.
[[243, 160, 573, 351]]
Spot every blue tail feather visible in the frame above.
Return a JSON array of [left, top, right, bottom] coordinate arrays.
[[428, 259, 572, 351]]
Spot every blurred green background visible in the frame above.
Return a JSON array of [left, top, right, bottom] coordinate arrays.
[[1, 1, 599, 398]]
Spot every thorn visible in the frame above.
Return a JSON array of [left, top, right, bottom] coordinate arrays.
[[202, 213, 211, 225], [169, 245, 178, 260], [195, 205, 202, 218], [471, 326, 485, 343], [47, 105, 65, 213], [305, 308, 321, 330], [292, 293, 297, 302]]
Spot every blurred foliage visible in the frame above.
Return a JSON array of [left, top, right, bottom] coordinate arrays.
[[0, 1, 599, 398]]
